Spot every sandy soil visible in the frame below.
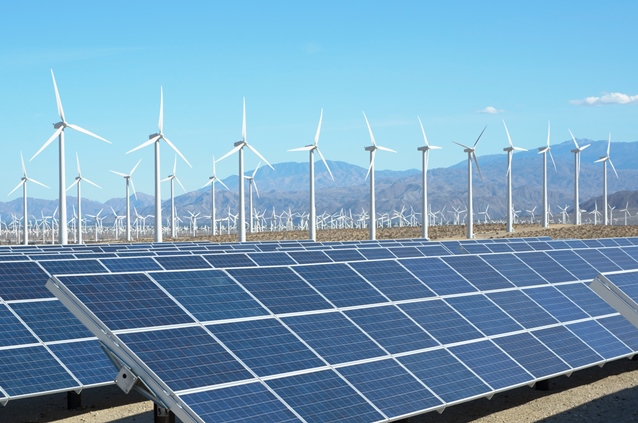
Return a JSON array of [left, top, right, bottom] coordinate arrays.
[[2, 223, 638, 423]]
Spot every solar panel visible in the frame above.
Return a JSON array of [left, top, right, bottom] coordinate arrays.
[[491, 332, 570, 379], [566, 320, 632, 359], [479, 253, 547, 287], [349, 260, 435, 301], [100, 256, 163, 272], [530, 326, 603, 368], [154, 255, 212, 270], [38, 258, 108, 275], [203, 253, 257, 268], [487, 290, 558, 329], [400, 257, 477, 295], [0, 261, 54, 300], [516, 252, 576, 283], [442, 256, 514, 291], [445, 294, 523, 336], [400, 300, 483, 344]]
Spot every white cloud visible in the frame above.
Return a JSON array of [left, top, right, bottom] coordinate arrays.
[[570, 92, 638, 106], [477, 106, 503, 114]]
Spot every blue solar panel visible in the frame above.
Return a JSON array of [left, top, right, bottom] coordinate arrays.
[[338, 359, 443, 418], [54, 273, 195, 330], [358, 248, 396, 260], [154, 255, 212, 270], [400, 257, 477, 295], [9, 300, 93, 342], [598, 248, 638, 270], [180, 382, 300, 423], [526, 241, 554, 251], [545, 250, 600, 280], [448, 340, 533, 390], [48, 340, 116, 386], [487, 291, 558, 329], [117, 326, 253, 391], [442, 256, 514, 291], [484, 243, 514, 253], [266, 370, 382, 422], [398, 348, 491, 403], [574, 249, 622, 273], [461, 244, 493, 254], [227, 267, 333, 314], [388, 246, 424, 258], [207, 318, 324, 376], [507, 243, 535, 252], [345, 305, 438, 354], [566, 320, 632, 359], [479, 253, 547, 287], [100, 256, 163, 272], [581, 239, 604, 248], [282, 312, 386, 364], [323, 249, 366, 262], [287, 250, 332, 264], [417, 245, 453, 256], [492, 332, 570, 379], [349, 260, 435, 301], [38, 259, 108, 276], [203, 253, 256, 268], [0, 261, 54, 300], [0, 346, 78, 397], [400, 300, 483, 344], [150, 270, 269, 321], [598, 315, 638, 350], [556, 283, 617, 317], [293, 263, 388, 307], [249, 252, 296, 267], [0, 304, 39, 347], [445, 295, 523, 336], [522, 286, 589, 322], [516, 252, 576, 283], [531, 326, 602, 368]]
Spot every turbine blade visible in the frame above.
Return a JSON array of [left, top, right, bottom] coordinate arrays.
[[163, 136, 192, 168], [376, 145, 397, 153], [66, 179, 79, 192], [252, 161, 261, 178], [502, 120, 513, 147], [316, 148, 334, 181], [607, 133, 611, 156], [130, 158, 142, 175], [110, 170, 127, 177], [216, 145, 242, 163], [506, 154, 511, 177], [473, 126, 487, 148], [609, 158, 619, 178], [594, 157, 606, 163], [473, 152, 482, 180], [20, 152, 26, 176], [288, 146, 314, 152], [453, 141, 472, 149], [76, 152, 81, 175], [126, 135, 160, 154], [417, 115, 429, 147], [83, 177, 102, 189], [549, 149, 557, 171], [173, 155, 177, 175], [218, 178, 229, 190], [129, 177, 138, 200], [51, 69, 65, 122], [314, 108, 323, 145], [29, 178, 49, 189], [568, 129, 579, 149], [66, 123, 110, 144], [159, 86, 164, 134], [8, 181, 24, 196], [365, 149, 375, 180], [253, 180, 260, 198], [175, 176, 187, 193], [30, 126, 63, 161], [513, 146, 527, 152], [362, 112, 376, 146], [580, 143, 591, 151], [246, 143, 274, 170]]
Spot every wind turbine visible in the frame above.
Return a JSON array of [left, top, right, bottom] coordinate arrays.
[[453, 126, 487, 239], [126, 87, 191, 242], [594, 133, 619, 225], [363, 112, 396, 240], [502, 121, 527, 232], [288, 109, 334, 241], [216, 98, 273, 242], [161, 156, 187, 238], [416, 116, 441, 240], [538, 122, 556, 228], [67, 153, 101, 244], [110, 159, 142, 242], [568, 130, 590, 225], [30, 70, 110, 245], [244, 162, 262, 234], [201, 156, 228, 236], [8, 152, 49, 245]]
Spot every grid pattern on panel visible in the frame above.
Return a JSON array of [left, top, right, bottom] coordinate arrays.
[[556, 283, 617, 317], [574, 249, 621, 273], [445, 295, 523, 336], [598, 315, 638, 350], [100, 257, 163, 272], [479, 254, 547, 287], [522, 286, 589, 322], [442, 255, 514, 291], [566, 320, 632, 360], [516, 252, 576, 283], [531, 326, 603, 368], [0, 262, 53, 300], [0, 304, 39, 347], [10, 300, 93, 342], [249, 252, 296, 267], [39, 259, 108, 276], [487, 290, 558, 329], [400, 257, 477, 295], [154, 255, 212, 270], [349, 260, 435, 301], [546, 250, 600, 280], [601, 271, 638, 300], [492, 332, 570, 379], [48, 340, 117, 386], [598, 248, 638, 270], [202, 253, 257, 269]]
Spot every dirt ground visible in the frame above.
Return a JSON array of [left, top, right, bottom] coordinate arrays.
[[2, 223, 638, 422]]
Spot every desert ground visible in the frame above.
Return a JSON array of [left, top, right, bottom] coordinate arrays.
[[2, 223, 638, 423]]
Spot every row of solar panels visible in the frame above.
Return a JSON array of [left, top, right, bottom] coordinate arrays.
[[42, 241, 638, 422]]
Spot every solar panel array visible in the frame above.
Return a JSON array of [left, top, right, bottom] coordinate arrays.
[[46, 237, 638, 422]]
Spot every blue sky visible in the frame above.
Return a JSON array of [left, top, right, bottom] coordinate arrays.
[[1, 1, 637, 202]]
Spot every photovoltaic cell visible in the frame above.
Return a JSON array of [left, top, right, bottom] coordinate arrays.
[[287, 250, 332, 264], [349, 260, 435, 301], [545, 250, 600, 281], [0, 304, 39, 347], [323, 249, 366, 263], [48, 340, 116, 386], [100, 256, 163, 272], [516, 252, 576, 283], [522, 286, 589, 322], [266, 370, 382, 422], [154, 255, 212, 270], [180, 382, 300, 423], [207, 319, 324, 377], [9, 300, 93, 342], [249, 252, 296, 267], [566, 320, 632, 359], [442, 256, 514, 291], [293, 263, 388, 307], [448, 340, 533, 390], [445, 295, 523, 336], [487, 290, 558, 329], [417, 245, 453, 256], [388, 246, 424, 258], [598, 248, 638, 270], [461, 244, 493, 255], [598, 315, 638, 351], [203, 253, 256, 268], [38, 259, 108, 276], [600, 271, 638, 299], [531, 326, 602, 368], [358, 248, 396, 260], [479, 254, 547, 287], [227, 267, 334, 314], [282, 312, 386, 364], [400, 300, 484, 344], [400, 257, 477, 295], [0, 261, 54, 300], [338, 359, 443, 418], [556, 283, 617, 317], [492, 332, 570, 379], [117, 326, 253, 392], [345, 305, 438, 354], [484, 243, 514, 253], [574, 249, 621, 273]]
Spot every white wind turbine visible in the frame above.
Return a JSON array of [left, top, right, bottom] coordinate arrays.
[[201, 156, 228, 236], [67, 153, 101, 244], [417, 116, 441, 240], [568, 129, 590, 225], [8, 152, 49, 245], [216, 98, 273, 242], [244, 162, 262, 234], [161, 156, 187, 238], [288, 109, 334, 241], [453, 126, 487, 239], [30, 70, 110, 245], [502, 121, 528, 232], [126, 87, 191, 242], [110, 159, 142, 242], [538, 122, 556, 228], [363, 112, 396, 240], [594, 133, 618, 226], [620, 202, 631, 226]]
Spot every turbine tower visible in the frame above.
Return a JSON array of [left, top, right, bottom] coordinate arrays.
[[288, 109, 334, 241], [568, 129, 590, 225], [453, 126, 487, 239], [502, 121, 527, 233], [244, 162, 262, 234], [216, 98, 273, 242], [67, 153, 101, 244], [201, 156, 228, 236], [30, 70, 110, 245], [363, 112, 396, 240], [594, 134, 618, 225], [8, 152, 49, 245], [537, 122, 556, 228], [161, 156, 187, 238], [416, 116, 441, 240], [110, 159, 142, 241], [127, 87, 191, 242]]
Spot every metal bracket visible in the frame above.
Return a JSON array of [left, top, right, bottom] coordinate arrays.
[[115, 366, 139, 394]]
